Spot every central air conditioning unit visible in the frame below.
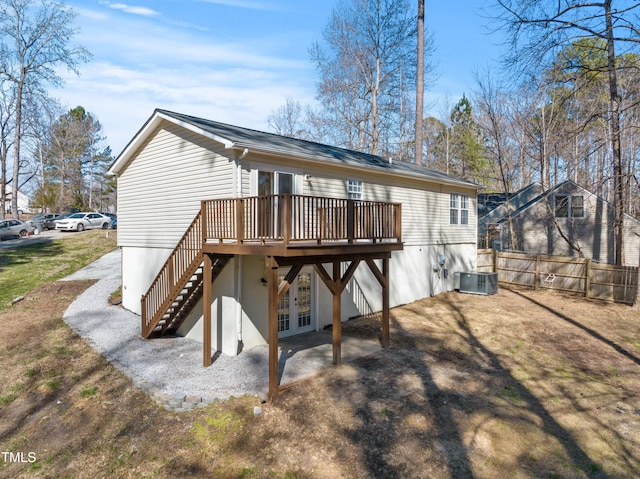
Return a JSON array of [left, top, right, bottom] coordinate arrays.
[[458, 272, 498, 295]]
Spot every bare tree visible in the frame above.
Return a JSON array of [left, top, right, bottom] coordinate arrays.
[[491, 0, 640, 264], [0, 78, 15, 218], [310, 0, 434, 157], [0, 0, 90, 218], [268, 96, 304, 138]]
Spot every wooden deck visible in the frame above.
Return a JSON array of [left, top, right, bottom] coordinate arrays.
[[200, 194, 402, 255], [142, 194, 403, 402]]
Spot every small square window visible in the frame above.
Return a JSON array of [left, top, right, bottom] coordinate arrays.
[[347, 179, 363, 200]]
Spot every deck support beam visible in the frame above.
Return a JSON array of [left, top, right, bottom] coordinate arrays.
[[203, 253, 213, 367], [267, 256, 280, 402], [332, 262, 342, 365]]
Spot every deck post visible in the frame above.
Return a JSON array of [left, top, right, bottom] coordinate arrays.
[[236, 198, 244, 243], [267, 256, 279, 402], [347, 199, 355, 244], [203, 253, 213, 367], [382, 256, 390, 348], [282, 194, 291, 246], [201, 201, 207, 246], [332, 261, 342, 365]]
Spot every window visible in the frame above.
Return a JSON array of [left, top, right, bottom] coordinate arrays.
[[347, 179, 363, 200], [450, 194, 458, 224], [554, 195, 584, 218], [450, 193, 469, 225], [461, 195, 469, 225]]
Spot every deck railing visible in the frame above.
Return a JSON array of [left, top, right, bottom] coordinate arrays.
[[201, 194, 402, 246], [141, 210, 203, 337]]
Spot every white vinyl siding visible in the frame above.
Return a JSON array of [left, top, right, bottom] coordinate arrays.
[[296, 163, 477, 246], [117, 122, 235, 248]]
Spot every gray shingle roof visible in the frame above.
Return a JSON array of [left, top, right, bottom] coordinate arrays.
[[156, 109, 480, 189]]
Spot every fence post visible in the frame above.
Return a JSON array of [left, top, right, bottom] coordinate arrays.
[[585, 258, 592, 299], [535, 255, 541, 291], [493, 249, 498, 274]]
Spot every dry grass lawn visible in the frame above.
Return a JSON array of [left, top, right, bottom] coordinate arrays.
[[0, 277, 638, 478]]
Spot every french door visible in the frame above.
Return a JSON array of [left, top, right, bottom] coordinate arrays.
[[277, 269, 314, 338], [257, 170, 294, 238]]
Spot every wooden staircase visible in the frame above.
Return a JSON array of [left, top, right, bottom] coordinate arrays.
[[141, 210, 230, 338]]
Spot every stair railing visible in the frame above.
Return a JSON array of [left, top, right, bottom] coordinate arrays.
[[141, 210, 203, 337]]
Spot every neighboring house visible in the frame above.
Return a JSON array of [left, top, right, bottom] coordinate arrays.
[[479, 180, 640, 266], [108, 109, 480, 396], [3, 185, 31, 214]]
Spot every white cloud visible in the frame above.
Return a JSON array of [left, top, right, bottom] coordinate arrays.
[[54, 60, 315, 154], [54, 2, 318, 154], [195, 0, 281, 11], [106, 2, 160, 16]]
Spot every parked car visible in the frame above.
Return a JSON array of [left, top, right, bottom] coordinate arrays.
[[30, 213, 59, 232], [0, 219, 35, 239], [55, 212, 112, 232], [44, 213, 71, 230], [100, 212, 117, 229]]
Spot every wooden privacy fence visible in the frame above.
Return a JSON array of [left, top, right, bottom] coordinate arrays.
[[478, 249, 638, 305]]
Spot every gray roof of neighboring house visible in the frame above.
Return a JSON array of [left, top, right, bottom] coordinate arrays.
[[111, 109, 481, 190]]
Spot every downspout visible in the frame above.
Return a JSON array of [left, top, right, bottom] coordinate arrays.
[[236, 148, 249, 352]]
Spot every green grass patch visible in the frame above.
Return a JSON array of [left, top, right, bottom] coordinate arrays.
[[110, 285, 122, 301], [0, 392, 17, 405], [0, 230, 117, 311], [80, 385, 98, 397], [44, 379, 61, 391]]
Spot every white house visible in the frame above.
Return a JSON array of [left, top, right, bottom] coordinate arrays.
[[3, 185, 31, 214], [108, 110, 481, 398]]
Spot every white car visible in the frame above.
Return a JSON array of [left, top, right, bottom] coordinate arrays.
[[55, 212, 112, 232]]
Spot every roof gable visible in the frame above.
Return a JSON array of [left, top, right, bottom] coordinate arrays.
[[109, 109, 480, 190], [495, 180, 640, 226]]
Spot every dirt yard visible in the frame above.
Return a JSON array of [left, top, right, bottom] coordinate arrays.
[[1, 282, 639, 478]]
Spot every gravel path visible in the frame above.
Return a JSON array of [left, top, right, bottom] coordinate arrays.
[[61, 250, 377, 405]]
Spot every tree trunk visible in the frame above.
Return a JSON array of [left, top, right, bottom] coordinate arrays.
[[605, 0, 624, 265], [11, 78, 24, 219], [372, 58, 380, 156], [415, 0, 424, 164]]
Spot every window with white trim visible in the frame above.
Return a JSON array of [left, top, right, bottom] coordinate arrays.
[[347, 179, 363, 200], [554, 195, 584, 218], [450, 193, 469, 225]]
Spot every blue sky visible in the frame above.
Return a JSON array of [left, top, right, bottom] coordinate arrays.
[[56, 0, 504, 155]]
